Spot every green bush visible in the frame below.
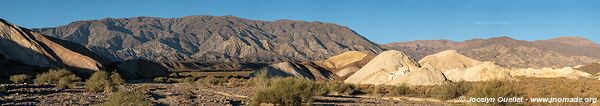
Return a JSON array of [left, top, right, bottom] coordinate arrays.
[[34, 68, 81, 89], [101, 91, 152, 106], [251, 77, 320, 105], [10, 74, 32, 84], [85, 71, 124, 92], [433, 82, 471, 100], [153, 77, 169, 83]]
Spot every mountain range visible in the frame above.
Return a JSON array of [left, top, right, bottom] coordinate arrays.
[[34, 16, 383, 63], [384, 36, 600, 68], [4, 15, 598, 70]]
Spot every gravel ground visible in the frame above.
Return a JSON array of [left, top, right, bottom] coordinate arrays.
[[0, 83, 449, 106]]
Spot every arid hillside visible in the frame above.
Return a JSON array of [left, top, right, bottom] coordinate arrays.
[[0, 18, 108, 78], [384, 36, 600, 68], [34, 16, 383, 63]]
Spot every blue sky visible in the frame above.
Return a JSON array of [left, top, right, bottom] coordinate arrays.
[[1, 0, 600, 44]]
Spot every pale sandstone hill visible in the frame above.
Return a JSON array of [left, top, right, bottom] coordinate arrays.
[[0, 18, 104, 72], [385, 36, 600, 69], [250, 62, 335, 81], [443, 62, 514, 82], [314, 51, 374, 78], [344, 50, 447, 86], [418, 50, 514, 82], [510, 67, 591, 79], [35, 16, 383, 63], [418, 50, 482, 70]]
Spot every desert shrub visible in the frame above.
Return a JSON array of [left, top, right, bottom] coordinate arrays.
[[388, 84, 411, 96], [251, 77, 320, 105], [101, 90, 152, 106], [153, 77, 169, 83], [467, 81, 518, 98], [246, 70, 268, 87], [433, 82, 471, 100], [326, 81, 358, 95], [315, 84, 328, 96], [56, 75, 81, 89], [34, 68, 81, 88], [227, 78, 247, 87], [467, 81, 519, 105], [111, 72, 125, 85], [0, 86, 6, 92], [85, 71, 123, 92], [168, 73, 180, 78], [181, 77, 196, 83], [10, 74, 32, 84], [199, 76, 228, 86], [371, 85, 389, 95]]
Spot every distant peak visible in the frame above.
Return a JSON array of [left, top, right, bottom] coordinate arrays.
[[488, 36, 515, 40], [549, 36, 589, 41], [541, 36, 598, 47]]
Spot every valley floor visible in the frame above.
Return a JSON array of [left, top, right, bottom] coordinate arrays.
[[2, 77, 600, 105], [0, 83, 448, 105]]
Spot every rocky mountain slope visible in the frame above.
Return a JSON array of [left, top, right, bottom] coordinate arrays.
[[384, 36, 600, 68], [34, 16, 383, 63], [0, 18, 106, 76]]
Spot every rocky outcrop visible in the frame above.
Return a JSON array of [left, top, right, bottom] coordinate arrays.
[[510, 67, 591, 79], [314, 51, 374, 78], [385, 36, 600, 69], [0, 18, 104, 72], [250, 62, 335, 81], [418, 50, 482, 70], [344, 50, 447, 86], [443, 62, 514, 82], [417, 50, 513, 82], [35, 16, 383, 63]]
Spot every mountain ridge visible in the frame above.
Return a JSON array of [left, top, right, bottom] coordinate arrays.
[[34, 15, 383, 63], [384, 36, 600, 68]]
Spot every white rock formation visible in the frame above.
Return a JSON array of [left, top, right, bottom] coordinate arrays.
[[510, 67, 591, 79], [419, 50, 482, 70], [443, 62, 514, 82], [344, 50, 447, 86]]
